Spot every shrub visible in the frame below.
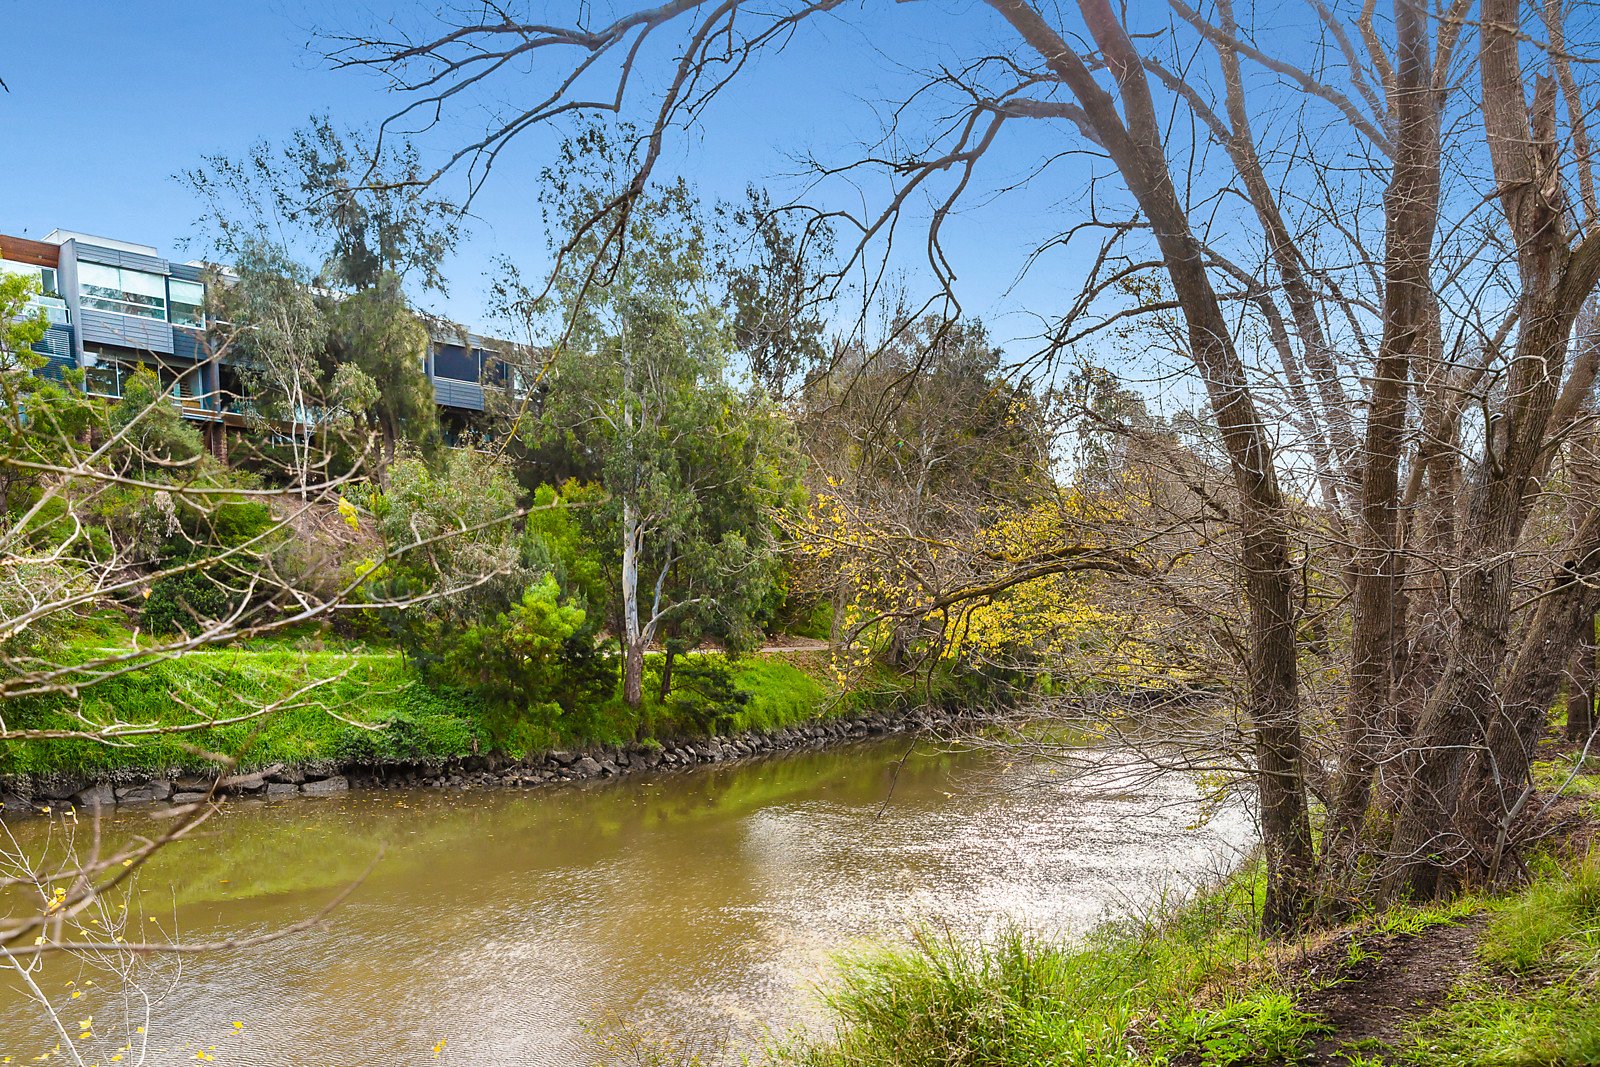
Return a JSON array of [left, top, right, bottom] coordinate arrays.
[[664, 655, 748, 734], [139, 566, 240, 634], [439, 575, 615, 745], [374, 447, 531, 634]]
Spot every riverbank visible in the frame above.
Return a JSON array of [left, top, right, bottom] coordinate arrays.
[[0, 640, 1000, 812], [753, 745, 1600, 1067]]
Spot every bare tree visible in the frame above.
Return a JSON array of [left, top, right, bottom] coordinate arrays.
[[328, 0, 1600, 924]]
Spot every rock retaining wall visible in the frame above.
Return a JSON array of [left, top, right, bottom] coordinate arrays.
[[1, 704, 980, 813]]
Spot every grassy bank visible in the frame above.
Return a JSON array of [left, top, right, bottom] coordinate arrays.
[[0, 638, 847, 780], [750, 751, 1600, 1067]]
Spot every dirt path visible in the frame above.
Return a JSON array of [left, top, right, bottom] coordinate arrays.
[[1296, 916, 1486, 1063]]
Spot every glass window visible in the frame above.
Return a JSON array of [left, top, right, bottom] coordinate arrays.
[[82, 353, 126, 398], [217, 364, 247, 413], [433, 343, 479, 381], [168, 279, 205, 327], [1, 259, 50, 293], [78, 263, 169, 321]]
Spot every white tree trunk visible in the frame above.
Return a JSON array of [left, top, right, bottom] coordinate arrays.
[[621, 496, 645, 707]]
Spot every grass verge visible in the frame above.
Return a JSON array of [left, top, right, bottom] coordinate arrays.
[[1, 640, 849, 780]]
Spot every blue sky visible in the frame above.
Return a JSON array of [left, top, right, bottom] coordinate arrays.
[[0, 0, 1174, 355]]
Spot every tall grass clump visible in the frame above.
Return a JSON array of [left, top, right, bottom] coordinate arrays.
[[773, 865, 1326, 1067]]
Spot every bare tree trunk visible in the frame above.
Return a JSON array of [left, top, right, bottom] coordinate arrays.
[[659, 639, 676, 702], [1385, 306, 1577, 899], [1330, 0, 1441, 861], [1464, 512, 1600, 867], [984, 0, 1315, 928], [1384, 0, 1600, 902], [1568, 620, 1598, 743], [380, 417, 398, 485]]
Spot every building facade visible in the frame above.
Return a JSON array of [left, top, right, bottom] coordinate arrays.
[[0, 228, 510, 453]]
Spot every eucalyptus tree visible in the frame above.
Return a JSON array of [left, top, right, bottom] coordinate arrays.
[[187, 118, 448, 476], [511, 138, 799, 707]]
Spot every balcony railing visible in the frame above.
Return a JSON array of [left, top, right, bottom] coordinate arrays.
[[30, 295, 69, 326]]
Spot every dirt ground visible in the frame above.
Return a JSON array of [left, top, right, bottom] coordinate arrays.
[[1285, 915, 1486, 1062]]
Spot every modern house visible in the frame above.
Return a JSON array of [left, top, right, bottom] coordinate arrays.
[[0, 228, 513, 456]]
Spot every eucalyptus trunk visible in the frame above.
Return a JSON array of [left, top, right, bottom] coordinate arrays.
[[621, 496, 646, 709]]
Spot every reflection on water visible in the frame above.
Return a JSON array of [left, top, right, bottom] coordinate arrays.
[[0, 737, 1255, 1065]]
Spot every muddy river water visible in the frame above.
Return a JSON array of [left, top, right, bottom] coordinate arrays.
[[1, 735, 1255, 1064]]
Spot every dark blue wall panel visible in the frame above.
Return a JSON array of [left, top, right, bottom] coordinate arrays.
[[171, 327, 205, 362]]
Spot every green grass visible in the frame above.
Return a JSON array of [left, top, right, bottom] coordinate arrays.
[[762, 858, 1600, 1067], [727, 655, 835, 731], [1368, 895, 1482, 937], [1531, 752, 1600, 798], [759, 811, 1600, 1067], [1, 638, 844, 779], [0, 647, 486, 777], [1476, 852, 1600, 974], [765, 864, 1333, 1067], [1398, 980, 1600, 1066], [1381, 850, 1600, 1067]]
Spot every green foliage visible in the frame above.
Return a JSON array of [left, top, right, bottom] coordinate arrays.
[[188, 114, 462, 294], [441, 574, 612, 742], [372, 446, 532, 634], [324, 272, 439, 461], [1399, 981, 1600, 1066], [204, 496, 276, 547], [784, 598, 835, 641], [661, 655, 746, 734], [210, 242, 339, 468], [0, 271, 49, 362], [508, 132, 803, 703], [718, 185, 834, 398], [107, 368, 204, 471], [789, 929, 1131, 1067], [139, 566, 240, 634], [1, 634, 841, 777], [1530, 753, 1600, 799], [1375, 853, 1600, 1066], [523, 481, 610, 610], [1154, 991, 1327, 1067], [1477, 851, 1600, 974], [725, 656, 831, 732], [0, 272, 99, 511], [211, 241, 439, 482], [1368, 896, 1481, 937]]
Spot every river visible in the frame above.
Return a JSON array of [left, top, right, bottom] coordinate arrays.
[[0, 735, 1255, 1064]]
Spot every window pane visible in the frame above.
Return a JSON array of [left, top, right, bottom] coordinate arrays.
[[169, 279, 205, 326], [78, 262, 119, 289], [83, 361, 121, 397], [433, 343, 478, 381], [78, 263, 168, 320], [121, 270, 166, 298]]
